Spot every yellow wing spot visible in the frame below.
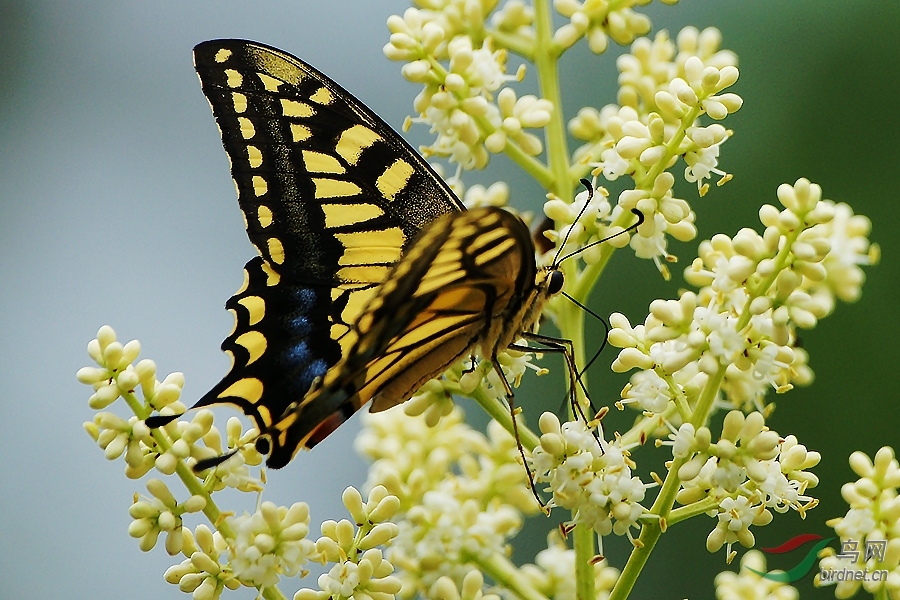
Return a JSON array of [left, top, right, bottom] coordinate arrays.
[[237, 295, 266, 326], [267, 237, 285, 265], [232, 92, 247, 113], [224, 69, 243, 88], [330, 322, 348, 341], [416, 271, 468, 296], [337, 265, 392, 282], [341, 288, 378, 323], [376, 159, 414, 201], [257, 205, 273, 228], [437, 248, 464, 263], [258, 73, 283, 92], [236, 268, 251, 294], [335, 125, 381, 165], [227, 307, 238, 337], [261, 261, 281, 286], [247, 145, 263, 168], [395, 313, 469, 347], [235, 330, 267, 365], [218, 377, 264, 403], [312, 178, 361, 199], [455, 223, 480, 238], [339, 246, 403, 266], [240, 207, 249, 230], [302, 150, 345, 174], [472, 227, 510, 250], [321, 202, 384, 228], [238, 117, 256, 140], [214, 48, 232, 63], [252, 175, 268, 197], [473, 236, 517, 266], [423, 260, 462, 281], [291, 123, 312, 142], [309, 87, 334, 105], [335, 227, 405, 248], [281, 98, 314, 118]]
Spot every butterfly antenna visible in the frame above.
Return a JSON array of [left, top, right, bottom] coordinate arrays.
[[557, 208, 645, 265], [561, 291, 610, 379], [551, 179, 597, 267]]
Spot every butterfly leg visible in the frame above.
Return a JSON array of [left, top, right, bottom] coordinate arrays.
[[491, 357, 547, 511], [461, 354, 478, 375], [513, 335, 604, 451], [512, 334, 590, 426]]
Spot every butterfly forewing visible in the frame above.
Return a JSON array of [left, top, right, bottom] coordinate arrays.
[[190, 40, 463, 437], [263, 207, 541, 466]]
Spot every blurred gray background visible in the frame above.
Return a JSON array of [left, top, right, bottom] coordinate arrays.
[[0, 1, 897, 599]]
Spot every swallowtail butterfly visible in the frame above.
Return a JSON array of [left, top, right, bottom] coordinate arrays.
[[150, 39, 606, 469]]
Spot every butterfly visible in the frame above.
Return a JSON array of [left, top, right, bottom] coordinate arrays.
[[148, 39, 638, 471]]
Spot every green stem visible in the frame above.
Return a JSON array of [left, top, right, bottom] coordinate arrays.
[[532, 2, 598, 599], [459, 548, 547, 600], [262, 585, 288, 600], [465, 384, 540, 452], [532, 0, 570, 201], [121, 391, 285, 600], [668, 497, 719, 526], [462, 548, 550, 600], [572, 524, 597, 600], [608, 365, 726, 600], [619, 402, 677, 447], [487, 28, 535, 61], [122, 390, 231, 536]]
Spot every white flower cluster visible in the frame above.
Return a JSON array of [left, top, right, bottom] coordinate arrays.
[[403, 341, 547, 428], [165, 486, 402, 600], [669, 411, 819, 557], [817, 446, 900, 599], [356, 405, 538, 598], [608, 179, 875, 416], [429, 570, 500, 600], [295, 486, 402, 600], [229, 501, 317, 587], [129, 478, 206, 555], [164, 525, 241, 600], [553, 0, 673, 54], [567, 28, 741, 270], [531, 412, 650, 542], [520, 532, 620, 600], [384, 4, 552, 169], [714, 550, 799, 600], [79, 326, 264, 491]]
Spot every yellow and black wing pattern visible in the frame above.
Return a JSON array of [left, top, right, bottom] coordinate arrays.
[[266, 207, 542, 466], [183, 40, 552, 469]]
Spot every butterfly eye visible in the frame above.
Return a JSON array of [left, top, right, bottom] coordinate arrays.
[[548, 269, 565, 295]]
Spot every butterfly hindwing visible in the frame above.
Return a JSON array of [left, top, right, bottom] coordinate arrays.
[[191, 40, 464, 440]]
